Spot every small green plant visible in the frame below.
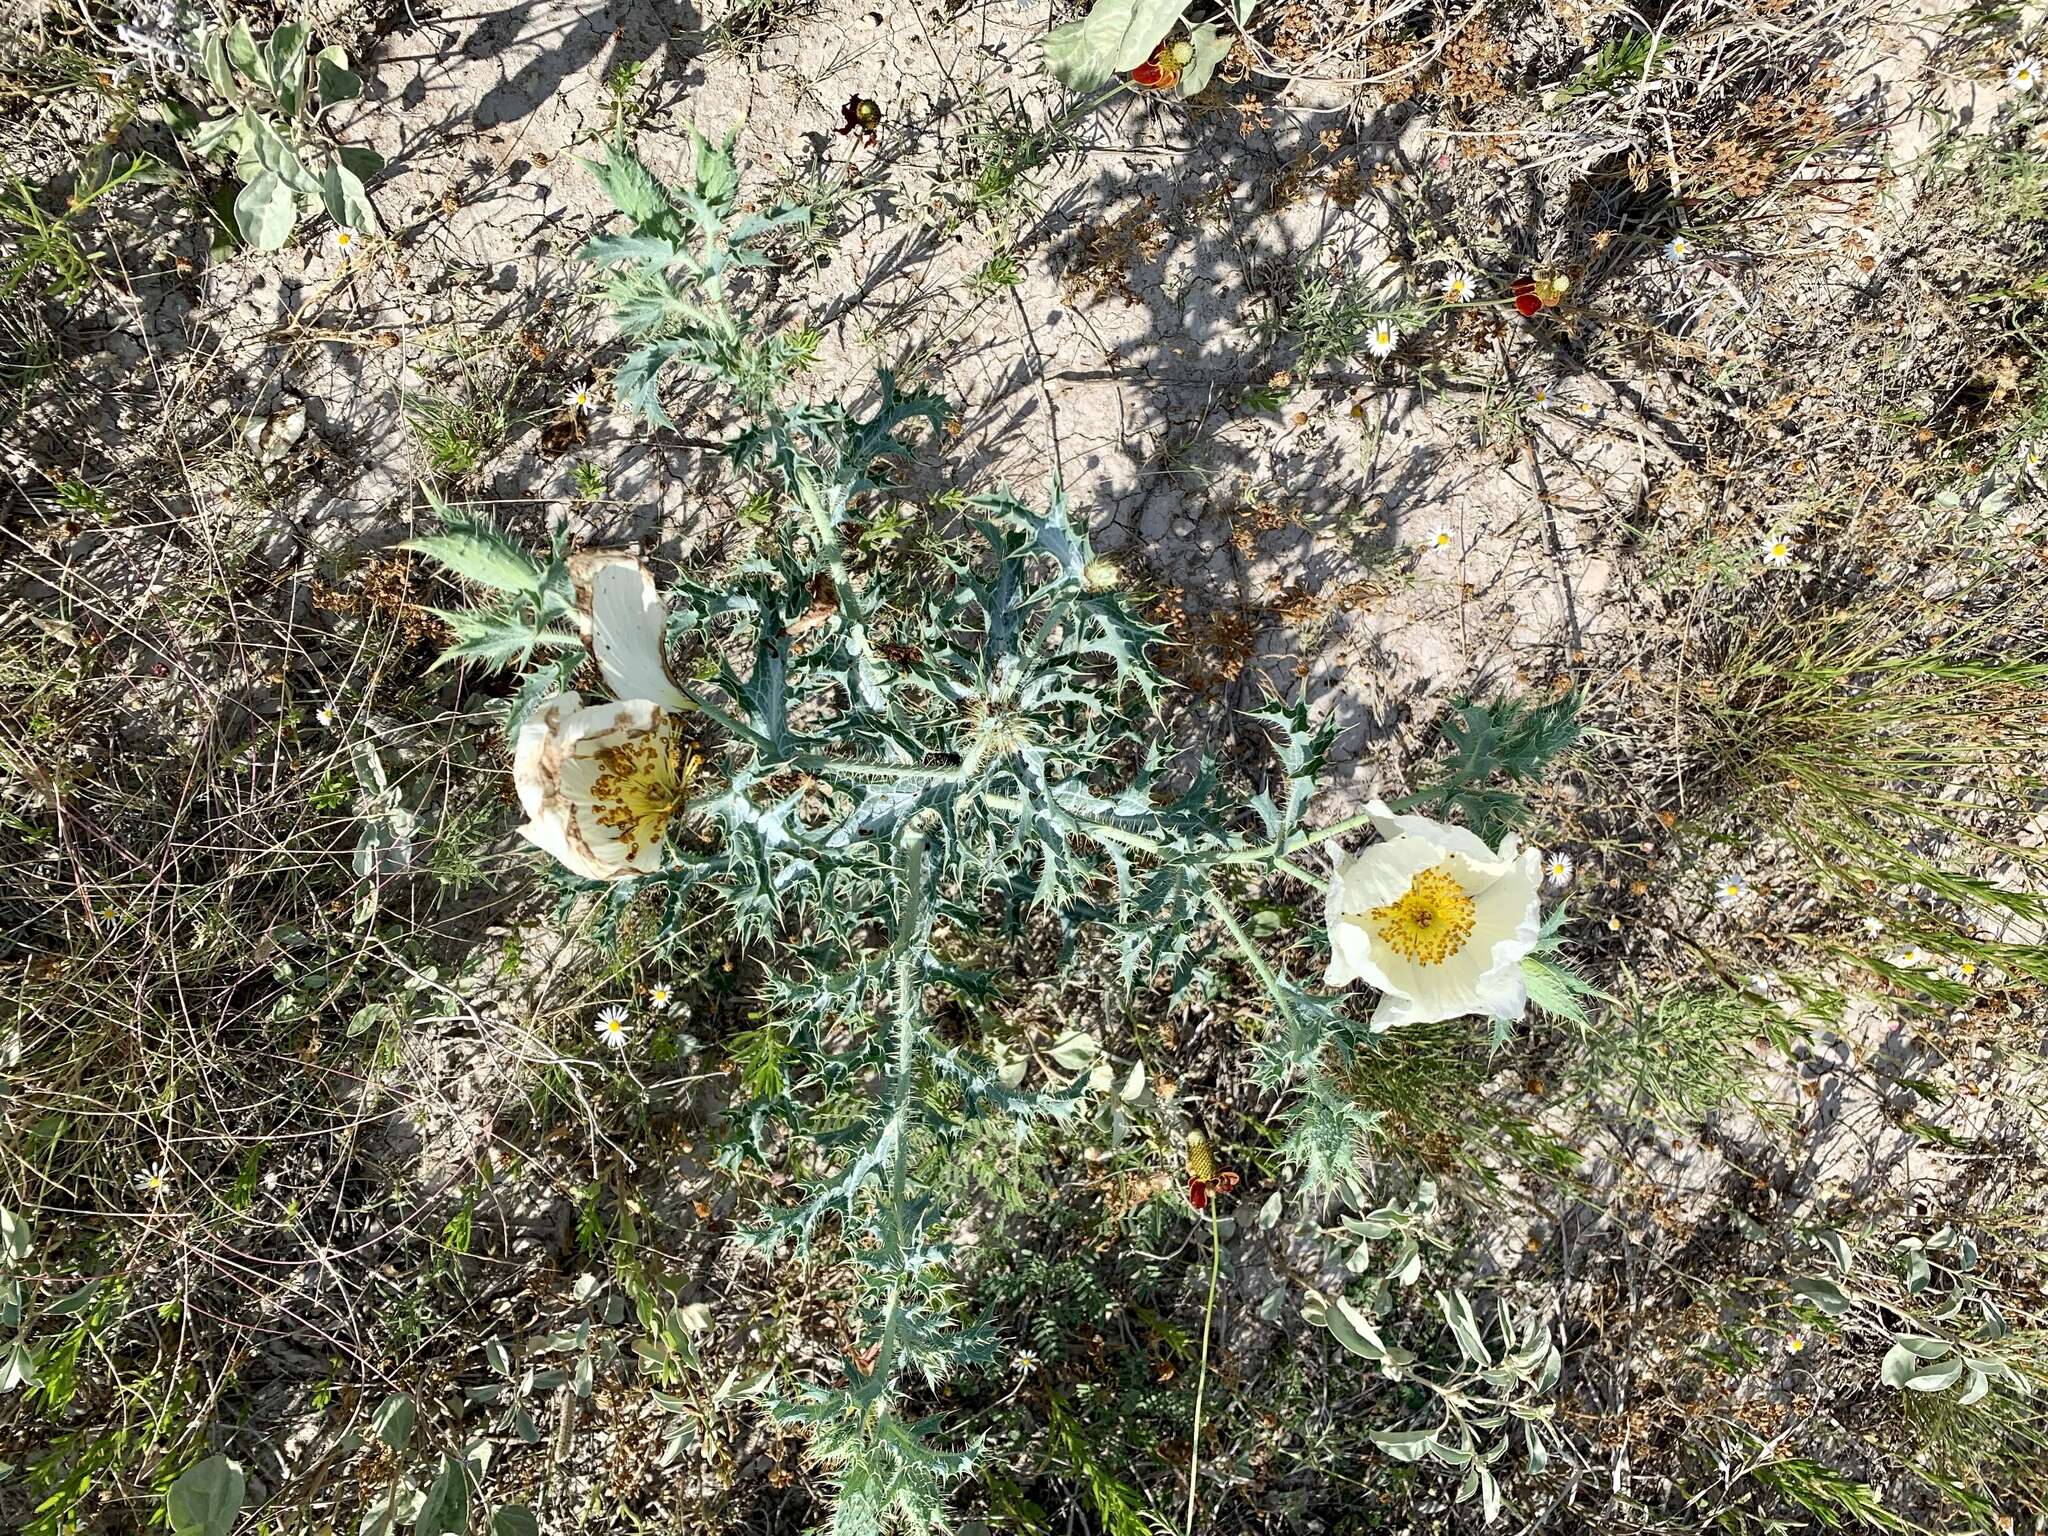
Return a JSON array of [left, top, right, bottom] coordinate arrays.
[[402, 389, 512, 481], [1576, 980, 1795, 1125], [602, 58, 650, 134], [969, 249, 1024, 293], [1303, 1271, 1563, 1523], [1277, 264, 1419, 374], [154, 16, 378, 250], [1690, 591, 2048, 973], [708, 0, 818, 56], [1552, 31, 1666, 103], [0, 151, 159, 302]]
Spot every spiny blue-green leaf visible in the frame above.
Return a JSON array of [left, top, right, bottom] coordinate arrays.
[[581, 232, 683, 270], [613, 340, 689, 427], [401, 513, 543, 594], [585, 137, 683, 241]]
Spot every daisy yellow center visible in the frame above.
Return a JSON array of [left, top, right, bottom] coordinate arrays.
[[590, 714, 697, 860], [1371, 862, 1477, 967]]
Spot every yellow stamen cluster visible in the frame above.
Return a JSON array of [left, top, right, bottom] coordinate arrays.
[[590, 713, 699, 861], [1371, 862, 1477, 967]]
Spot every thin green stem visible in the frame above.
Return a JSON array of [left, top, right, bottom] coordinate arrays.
[[681, 688, 773, 755], [1185, 1196, 1224, 1536], [873, 818, 931, 1388], [1214, 804, 1396, 867], [1204, 880, 1301, 1034], [797, 754, 971, 784]]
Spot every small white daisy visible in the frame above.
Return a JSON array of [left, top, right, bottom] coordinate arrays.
[[646, 983, 673, 1010], [332, 226, 360, 256], [1441, 271, 1473, 302], [2009, 57, 2040, 92], [565, 382, 599, 413], [1571, 398, 1597, 417], [595, 1003, 630, 1049], [1954, 959, 1980, 984], [1012, 1348, 1041, 1375], [315, 704, 337, 729], [1716, 876, 1749, 906], [135, 1162, 172, 1198], [2022, 442, 2043, 478], [1895, 947, 1928, 968], [1664, 234, 1693, 262], [1762, 533, 1796, 568], [1529, 382, 1551, 407], [1426, 525, 1455, 551], [1544, 851, 1574, 888], [1366, 320, 1400, 359], [1783, 1332, 1807, 1355]]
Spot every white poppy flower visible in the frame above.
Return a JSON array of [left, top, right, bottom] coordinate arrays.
[[515, 694, 699, 880], [513, 554, 703, 880], [568, 552, 692, 711], [1323, 802, 1543, 1031]]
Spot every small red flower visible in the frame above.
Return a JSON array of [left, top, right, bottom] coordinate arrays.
[[1513, 267, 1571, 317], [1129, 37, 1195, 91]]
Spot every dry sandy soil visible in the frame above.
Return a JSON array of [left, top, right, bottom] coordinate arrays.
[[4, 0, 2048, 1531]]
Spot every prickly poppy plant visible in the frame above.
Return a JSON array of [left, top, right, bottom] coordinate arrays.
[[410, 131, 1577, 1534]]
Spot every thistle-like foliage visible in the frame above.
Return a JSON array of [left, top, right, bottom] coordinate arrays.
[[417, 132, 1388, 1533]]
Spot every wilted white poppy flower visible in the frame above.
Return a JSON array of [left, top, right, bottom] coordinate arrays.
[[513, 553, 704, 880], [1323, 802, 1543, 1031], [569, 552, 692, 711], [514, 694, 700, 880]]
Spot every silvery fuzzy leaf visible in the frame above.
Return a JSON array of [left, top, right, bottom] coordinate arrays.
[[233, 170, 297, 250]]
